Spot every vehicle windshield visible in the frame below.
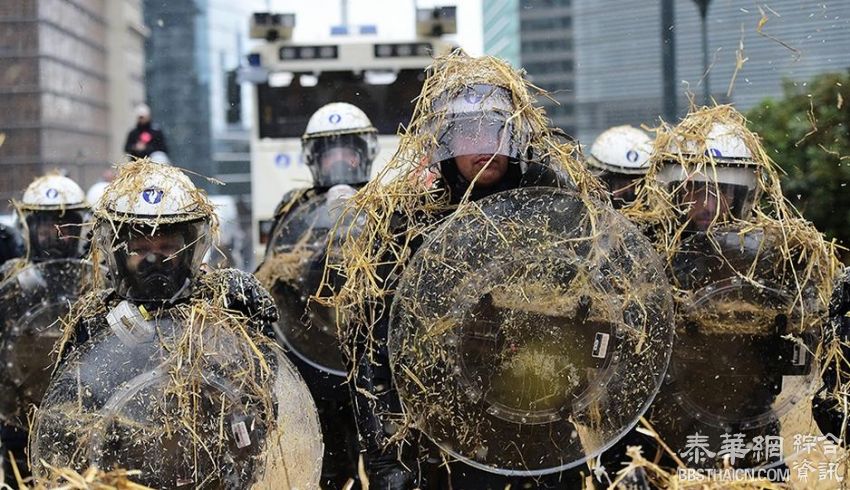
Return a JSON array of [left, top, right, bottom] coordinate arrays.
[[257, 69, 425, 138]]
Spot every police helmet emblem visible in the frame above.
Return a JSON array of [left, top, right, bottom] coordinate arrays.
[[626, 150, 639, 163], [329, 113, 342, 124], [46, 188, 59, 199], [464, 91, 485, 105], [142, 188, 164, 205]]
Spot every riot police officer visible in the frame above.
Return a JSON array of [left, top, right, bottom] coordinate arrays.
[[256, 102, 378, 489], [28, 161, 323, 489], [338, 53, 672, 490], [263, 102, 378, 245], [0, 174, 88, 277], [0, 174, 91, 486], [586, 125, 652, 208], [614, 107, 836, 480]]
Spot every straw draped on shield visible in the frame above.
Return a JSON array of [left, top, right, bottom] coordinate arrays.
[[319, 49, 609, 353], [28, 159, 323, 489], [620, 104, 843, 476], [318, 50, 676, 475], [624, 105, 838, 301]]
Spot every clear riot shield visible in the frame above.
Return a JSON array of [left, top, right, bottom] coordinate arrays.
[[0, 259, 102, 425], [389, 187, 675, 475], [30, 303, 323, 489], [652, 226, 822, 469], [261, 186, 359, 377]]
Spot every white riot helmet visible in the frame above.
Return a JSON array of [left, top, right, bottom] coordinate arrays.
[[428, 84, 528, 166], [426, 84, 531, 201], [658, 121, 760, 231], [95, 162, 215, 303], [16, 175, 88, 262], [587, 125, 652, 207], [302, 102, 378, 188], [86, 181, 109, 210], [149, 151, 171, 165], [588, 125, 652, 175]]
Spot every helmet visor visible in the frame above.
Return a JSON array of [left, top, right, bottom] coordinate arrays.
[[659, 163, 758, 231], [672, 181, 756, 232], [23, 210, 86, 261], [98, 220, 210, 302], [302, 133, 376, 187], [427, 84, 525, 166], [428, 112, 522, 166]]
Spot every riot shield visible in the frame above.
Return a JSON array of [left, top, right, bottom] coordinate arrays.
[[389, 187, 674, 475], [652, 226, 822, 469], [0, 259, 102, 425], [260, 187, 359, 377], [30, 303, 323, 489]]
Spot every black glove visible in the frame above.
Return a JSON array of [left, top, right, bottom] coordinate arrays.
[[814, 267, 850, 441], [198, 268, 278, 338]]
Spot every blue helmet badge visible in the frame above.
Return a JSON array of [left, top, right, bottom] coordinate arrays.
[[142, 188, 164, 205], [464, 89, 485, 105], [626, 150, 639, 163], [329, 113, 342, 124], [707, 148, 723, 157], [46, 188, 59, 199]]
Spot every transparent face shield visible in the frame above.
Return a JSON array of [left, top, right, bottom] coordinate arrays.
[[98, 219, 210, 303], [674, 181, 755, 232], [302, 133, 376, 187], [661, 164, 758, 233], [22, 209, 86, 262], [428, 84, 526, 165], [430, 112, 522, 165]]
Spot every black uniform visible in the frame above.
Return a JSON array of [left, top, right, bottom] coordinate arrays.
[[814, 267, 850, 442], [65, 268, 277, 354], [123, 122, 168, 160], [258, 184, 364, 489], [348, 158, 587, 489]]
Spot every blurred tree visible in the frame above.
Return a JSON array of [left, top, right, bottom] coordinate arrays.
[[748, 70, 850, 257]]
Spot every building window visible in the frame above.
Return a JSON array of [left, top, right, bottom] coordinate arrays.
[[521, 16, 572, 31], [226, 69, 241, 125], [522, 0, 571, 7], [521, 38, 573, 52], [525, 60, 574, 74]]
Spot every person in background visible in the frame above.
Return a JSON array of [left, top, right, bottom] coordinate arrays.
[[585, 125, 652, 208], [124, 103, 168, 160]]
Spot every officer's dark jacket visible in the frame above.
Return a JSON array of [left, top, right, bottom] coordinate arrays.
[[348, 158, 575, 489]]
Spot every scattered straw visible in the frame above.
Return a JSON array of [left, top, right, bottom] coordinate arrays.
[[623, 104, 841, 477], [31, 160, 320, 489], [13, 460, 152, 490], [318, 50, 672, 475]]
